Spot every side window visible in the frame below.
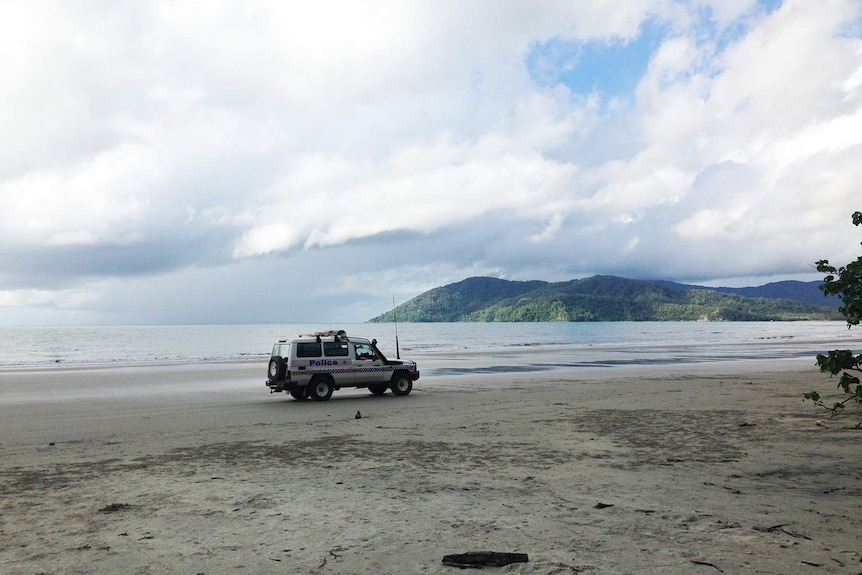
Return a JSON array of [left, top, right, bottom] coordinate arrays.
[[355, 343, 376, 360], [296, 342, 322, 358], [323, 342, 349, 357]]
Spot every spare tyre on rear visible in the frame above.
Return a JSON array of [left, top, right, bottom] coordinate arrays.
[[268, 357, 286, 381]]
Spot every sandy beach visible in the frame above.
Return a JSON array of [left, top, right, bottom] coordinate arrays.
[[1, 360, 860, 574]]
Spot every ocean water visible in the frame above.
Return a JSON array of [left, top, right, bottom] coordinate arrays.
[[0, 322, 858, 373]]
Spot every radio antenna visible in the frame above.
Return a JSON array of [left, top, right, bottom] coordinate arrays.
[[393, 295, 400, 359]]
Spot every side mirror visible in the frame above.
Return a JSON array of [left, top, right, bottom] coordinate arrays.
[[371, 338, 377, 346]]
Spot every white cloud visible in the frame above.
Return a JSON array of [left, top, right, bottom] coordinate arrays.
[[0, 146, 153, 245], [0, 0, 859, 324], [231, 93, 581, 257]]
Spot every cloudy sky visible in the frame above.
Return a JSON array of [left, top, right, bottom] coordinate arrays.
[[1, 0, 860, 325]]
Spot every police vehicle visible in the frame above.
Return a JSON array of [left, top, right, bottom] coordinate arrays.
[[265, 330, 420, 401]]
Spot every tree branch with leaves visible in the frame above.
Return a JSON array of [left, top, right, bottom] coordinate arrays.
[[805, 211, 862, 422]]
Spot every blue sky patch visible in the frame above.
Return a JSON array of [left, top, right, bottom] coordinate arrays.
[[526, 19, 666, 102], [526, 1, 784, 103]]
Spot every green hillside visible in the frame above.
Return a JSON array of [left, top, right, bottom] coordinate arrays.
[[371, 277, 548, 322], [369, 275, 842, 322]]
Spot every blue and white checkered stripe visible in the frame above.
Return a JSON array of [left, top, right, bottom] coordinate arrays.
[[291, 365, 398, 378], [354, 366, 398, 374]]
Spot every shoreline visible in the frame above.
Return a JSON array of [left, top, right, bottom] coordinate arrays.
[[0, 356, 268, 374], [1, 361, 859, 574]]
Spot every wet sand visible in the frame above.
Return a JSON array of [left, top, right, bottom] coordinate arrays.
[[0, 360, 860, 574]]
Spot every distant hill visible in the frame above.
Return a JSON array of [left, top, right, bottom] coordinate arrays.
[[369, 276, 841, 322], [652, 279, 839, 308]]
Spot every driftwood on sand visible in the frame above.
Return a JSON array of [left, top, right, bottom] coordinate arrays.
[[442, 551, 529, 568]]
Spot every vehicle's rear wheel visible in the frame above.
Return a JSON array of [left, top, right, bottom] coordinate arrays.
[[289, 389, 308, 401], [368, 384, 387, 396], [268, 357, 286, 381], [309, 377, 334, 401], [390, 373, 413, 396]]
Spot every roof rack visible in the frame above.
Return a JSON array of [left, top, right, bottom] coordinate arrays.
[[298, 330, 348, 342], [299, 330, 345, 337]]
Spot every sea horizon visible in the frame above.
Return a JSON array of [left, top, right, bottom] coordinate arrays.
[[0, 321, 858, 374]]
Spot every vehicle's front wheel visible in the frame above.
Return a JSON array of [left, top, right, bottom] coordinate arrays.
[[309, 377, 334, 401], [368, 384, 387, 396], [390, 373, 413, 396], [289, 389, 308, 401]]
